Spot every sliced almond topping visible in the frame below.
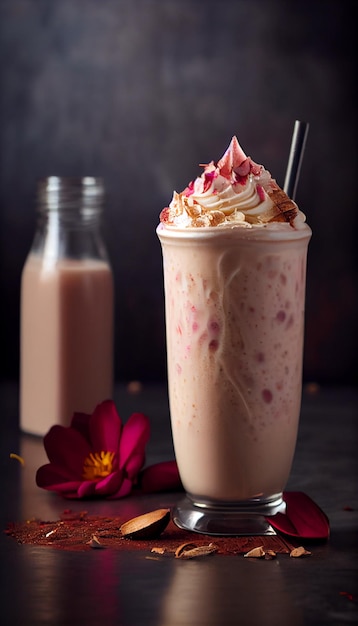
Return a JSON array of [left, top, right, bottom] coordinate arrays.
[[244, 546, 265, 558], [209, 210, 226, 226], [193, 215, 211, 227], [185, 198, 201, 218], [290, 546, 311, 558]]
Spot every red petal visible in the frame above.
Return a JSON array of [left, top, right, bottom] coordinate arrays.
[[43, 425, 91, 478], [36, 463, 78, 486], [70, 411, 92, 443], [125, 452, 147, 479], [77, 480, 97, 498], [140, 461, 183, 493], [36, 464, 82, 493], [94, 470, 124, 496], [107, 477, 133, 499], [43, 482, 82, 496], [119, 412, 150, 472], [266, 491, 330, 539], [89, 400, 122, 452]]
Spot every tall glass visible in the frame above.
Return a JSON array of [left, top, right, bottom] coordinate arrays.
[[157, 221, 311, 535]]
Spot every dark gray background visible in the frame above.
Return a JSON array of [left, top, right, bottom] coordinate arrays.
[[1, 0, 357, 385]]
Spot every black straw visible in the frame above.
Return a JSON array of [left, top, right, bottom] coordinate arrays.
[[284, 120, 309, 200]]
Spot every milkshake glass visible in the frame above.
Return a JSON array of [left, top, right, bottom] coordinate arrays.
[[157, 136, 311, 534]]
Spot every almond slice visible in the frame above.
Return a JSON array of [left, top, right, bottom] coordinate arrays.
[[177, 543, 218, 559], [264, 549, 277, 560], [87, 535, 105, 549], [290, 546, 311, 558], [175, 542, 198, 558], [120, 508, 170, 540], [151, 547, 166, 555], [244, 546, 265, 558]]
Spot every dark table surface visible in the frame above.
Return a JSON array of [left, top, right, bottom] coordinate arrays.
[[1, 381, 357, 626]]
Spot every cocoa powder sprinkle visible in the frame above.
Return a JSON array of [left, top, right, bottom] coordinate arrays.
[[5, 512, 300, 556]]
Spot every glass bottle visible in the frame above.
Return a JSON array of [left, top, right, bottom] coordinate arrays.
[[20, 177, 114, 436]]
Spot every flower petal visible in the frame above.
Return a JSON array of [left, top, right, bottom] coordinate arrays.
[[36, 464, 83, 493], [89, 400, 122, 452], [43, 425, 91, 478], [94, 470, 124, 496], [44, 482, 82, 496], [119, 412, 150, 472], [125, 452, 147, 479], [266, 491, 330, 539], [77, 480, 97, 498], [107, 477, 133, 499], [140, 461, 183, 493], [70, 411, 92, 444]]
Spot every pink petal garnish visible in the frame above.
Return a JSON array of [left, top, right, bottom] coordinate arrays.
[[249, 159, 262, 176], [140, 460, 183, 493], [217, 136, 247, 178], [234, 159, 250, 178], [202, 170, 217, 193], [183, 181, 195, 196], [266, 492, 330, 539]]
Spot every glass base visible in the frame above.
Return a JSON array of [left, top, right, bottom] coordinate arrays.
[[172, 494, 286, 536]]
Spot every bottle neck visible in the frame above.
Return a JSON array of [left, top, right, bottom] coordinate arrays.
[[37, 176, 104, 222], [30, 177, 109, 263]]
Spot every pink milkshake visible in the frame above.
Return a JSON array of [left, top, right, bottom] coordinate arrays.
[[157, 137, 311, 534]]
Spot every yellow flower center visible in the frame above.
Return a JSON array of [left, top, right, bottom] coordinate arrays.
[[82, 451, 116, 481]]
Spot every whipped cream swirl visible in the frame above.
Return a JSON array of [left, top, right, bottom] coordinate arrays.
[[160, 136, 305, 229]]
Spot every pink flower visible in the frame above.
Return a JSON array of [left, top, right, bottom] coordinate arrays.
[[36, 400, 180, 499]]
